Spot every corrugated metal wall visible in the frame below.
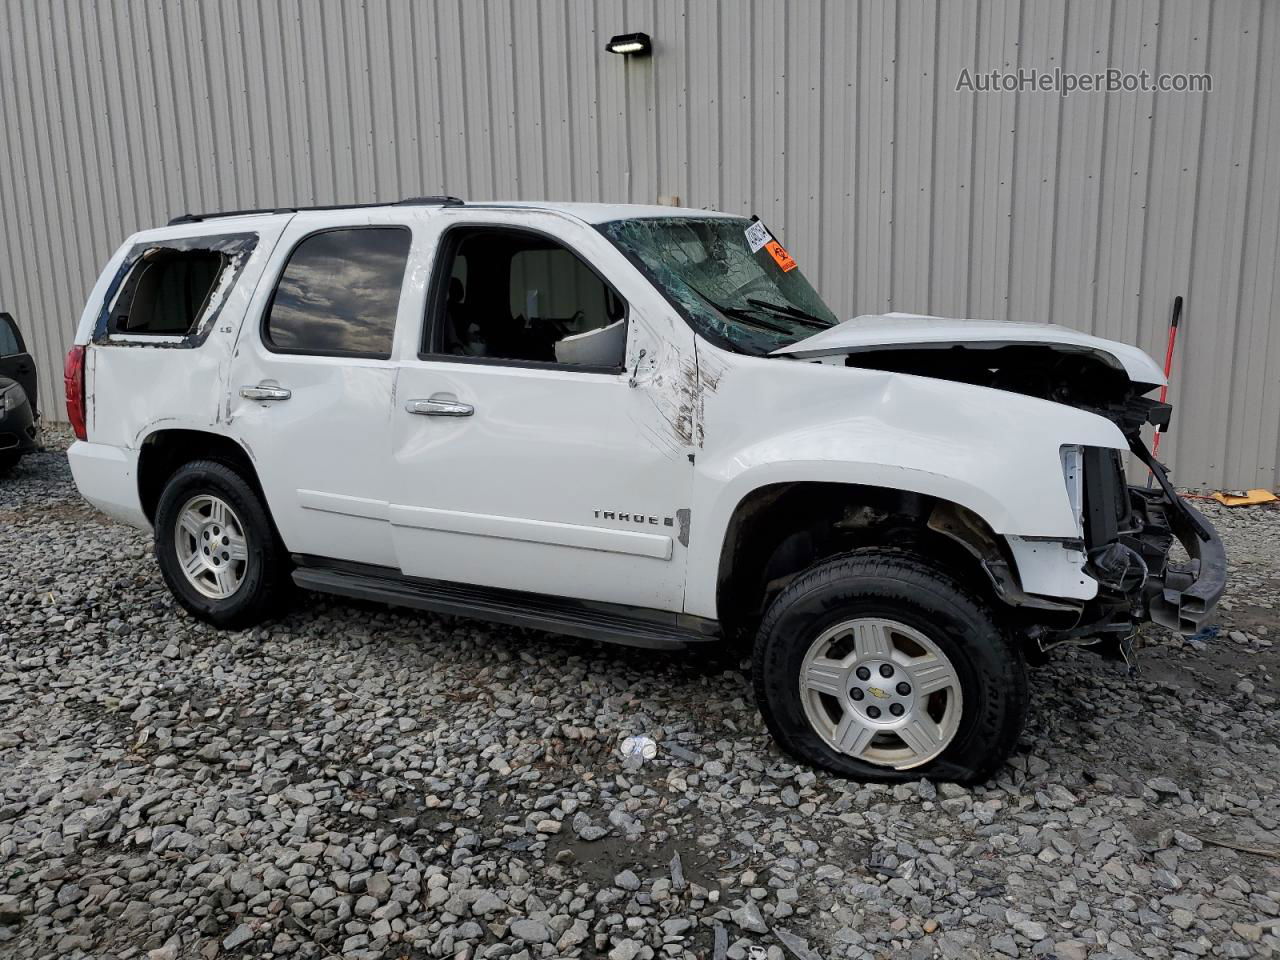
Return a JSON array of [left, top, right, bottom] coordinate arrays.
[[1, 0, 1276, 489]]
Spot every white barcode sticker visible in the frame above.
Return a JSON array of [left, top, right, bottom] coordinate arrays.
[[744, 220, 772, 253]]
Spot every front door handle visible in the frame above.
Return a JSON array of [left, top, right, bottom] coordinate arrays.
[[406, 397, 474, 417], [240, 383, 292, 401]]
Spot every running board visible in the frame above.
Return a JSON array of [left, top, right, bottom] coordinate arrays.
[[291, 557, 721, 651]]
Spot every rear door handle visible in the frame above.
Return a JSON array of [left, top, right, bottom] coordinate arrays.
[[240, 383, 291, 401], [406, 397, 474, 417]]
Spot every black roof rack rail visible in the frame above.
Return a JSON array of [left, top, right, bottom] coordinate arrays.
[[168, 195, 464, 226]]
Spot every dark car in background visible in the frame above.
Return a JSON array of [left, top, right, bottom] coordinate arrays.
[[0, 311, 39, 473]]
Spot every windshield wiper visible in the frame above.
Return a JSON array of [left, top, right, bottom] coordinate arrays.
[[745, 297, 830, 329], [684, 286, 793, 335]]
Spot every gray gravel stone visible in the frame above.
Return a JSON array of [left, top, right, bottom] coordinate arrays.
[[221, 924, 252, 949], [471, 891, 504, 916], [732, 900, 769, 934], [1013, 919, 1047, 941], [509, 917, 550, 943], [365, 872, 391, 901], [614, 868, 641, 891]]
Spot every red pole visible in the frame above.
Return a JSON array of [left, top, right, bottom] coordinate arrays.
[[1151, 296, 1182, 461]]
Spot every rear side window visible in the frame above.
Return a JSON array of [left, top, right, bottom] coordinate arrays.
[[264, 227, 411, 358], [109, 250, 227, 335]]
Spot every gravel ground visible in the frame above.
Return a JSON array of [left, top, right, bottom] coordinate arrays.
[[2, 431, 1278, 960]]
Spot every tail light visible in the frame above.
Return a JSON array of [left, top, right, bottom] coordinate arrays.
[[64, 344, 87, 440]]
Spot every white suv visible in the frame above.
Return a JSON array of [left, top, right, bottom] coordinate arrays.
[[66, 197, 1225, 782]]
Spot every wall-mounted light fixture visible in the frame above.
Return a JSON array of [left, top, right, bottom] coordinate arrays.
[[605, 32, 652, 56]]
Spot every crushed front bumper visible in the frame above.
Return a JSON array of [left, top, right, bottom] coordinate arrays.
[[1129, 486, 1227, 634], [1113, 436, 1226, 635], [1014, 439, 1226, 649]]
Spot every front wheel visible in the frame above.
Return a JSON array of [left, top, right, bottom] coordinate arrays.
[[153, 460, 289, 629], [753, 549, 1027, 783]]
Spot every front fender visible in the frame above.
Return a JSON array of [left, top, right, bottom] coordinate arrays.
[[684, 351, 1127, 618]]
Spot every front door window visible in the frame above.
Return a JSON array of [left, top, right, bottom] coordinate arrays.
[[428, 228, 627, 370]]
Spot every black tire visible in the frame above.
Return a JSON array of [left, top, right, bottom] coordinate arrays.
[[753, 548, 1028, 784], [153, 459, 290, 629], [0, 452, 18, 475]]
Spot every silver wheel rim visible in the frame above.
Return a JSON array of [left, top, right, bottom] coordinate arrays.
[[173, 495, 249, 600], [799, 617, 963, 770]]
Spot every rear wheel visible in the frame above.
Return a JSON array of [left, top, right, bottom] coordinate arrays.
[[154, 460, 289, 628], [753, 549, 1027, 783]]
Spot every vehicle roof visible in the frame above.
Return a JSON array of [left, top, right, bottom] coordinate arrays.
[[139, 199, 740, 242], [466, 201, 740, 223]]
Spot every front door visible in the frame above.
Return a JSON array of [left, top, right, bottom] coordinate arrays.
[[227, 211, 423, 569], [389, 211, 697, 612]]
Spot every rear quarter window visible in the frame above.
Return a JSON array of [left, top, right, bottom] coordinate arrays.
[[109, 250, 226, 335], [92, 233, 258, 347]]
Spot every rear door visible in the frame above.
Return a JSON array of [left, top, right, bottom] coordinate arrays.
[[0, 313, 37, 414], [226, 211, 425, 569]]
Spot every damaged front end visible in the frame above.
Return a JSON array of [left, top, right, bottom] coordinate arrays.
[[1025, 373, 1227, 651], [1048, 433, 1226, 658], [794, 327, 1227, 655]]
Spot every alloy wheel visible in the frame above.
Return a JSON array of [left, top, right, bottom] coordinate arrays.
[[798, 617, 963, 769], [173, 494, 249, 600]]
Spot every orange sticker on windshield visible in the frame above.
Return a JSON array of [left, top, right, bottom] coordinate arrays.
[[765, 240, 797, 272]]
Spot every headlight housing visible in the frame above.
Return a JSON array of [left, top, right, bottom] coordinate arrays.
[[1060, 444, 1084, 538], [0, 385, 24, 412]]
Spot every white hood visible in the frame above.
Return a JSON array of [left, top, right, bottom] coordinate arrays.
[[773, 312, 1166, 386]]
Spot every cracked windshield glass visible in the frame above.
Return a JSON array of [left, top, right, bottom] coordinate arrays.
[[600, 216, 839, 354]]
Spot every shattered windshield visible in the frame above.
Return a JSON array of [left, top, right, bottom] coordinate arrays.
[[598, 216, 839, 354]]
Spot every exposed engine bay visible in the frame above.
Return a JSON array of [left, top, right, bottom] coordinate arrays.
[[843, 343, 1170, 435]]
